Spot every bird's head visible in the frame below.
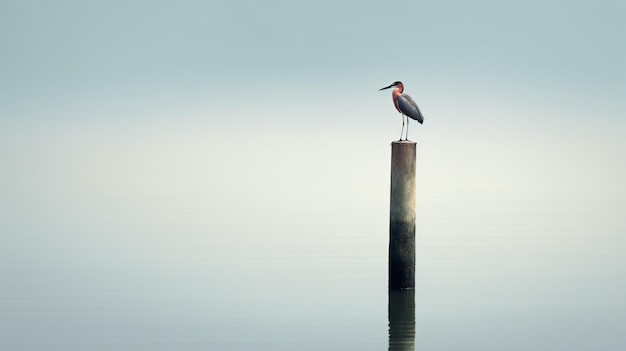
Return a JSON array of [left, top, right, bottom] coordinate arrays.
[[379, 81, 403, 91]]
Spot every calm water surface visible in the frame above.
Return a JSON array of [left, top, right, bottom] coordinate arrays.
[[2, 193, 623, 351]]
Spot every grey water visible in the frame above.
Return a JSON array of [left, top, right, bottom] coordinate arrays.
[[2, 193, 624, 351]]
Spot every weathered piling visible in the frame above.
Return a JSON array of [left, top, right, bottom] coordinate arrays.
[[389, 141, 416, 290]]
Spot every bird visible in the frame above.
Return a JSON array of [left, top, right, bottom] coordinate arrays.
[[379, 81, 424, 141]]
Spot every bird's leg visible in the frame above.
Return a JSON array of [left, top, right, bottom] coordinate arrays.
[[406, 118, 409, 141], [399, 114, 405, 141]]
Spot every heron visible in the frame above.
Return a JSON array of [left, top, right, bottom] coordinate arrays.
[[379, 81, 424, 141]]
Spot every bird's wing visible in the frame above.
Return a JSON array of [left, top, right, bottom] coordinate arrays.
[[397, 94, 424, 124]]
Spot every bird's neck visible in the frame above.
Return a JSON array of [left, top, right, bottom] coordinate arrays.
[[392, 88, 402, 113], [392, 87, 403, 98]]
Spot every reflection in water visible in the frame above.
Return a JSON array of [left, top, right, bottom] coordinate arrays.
[[388, 289, 415, 351]]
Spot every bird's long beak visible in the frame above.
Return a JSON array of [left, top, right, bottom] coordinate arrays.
[[379, 84, 394, 91]]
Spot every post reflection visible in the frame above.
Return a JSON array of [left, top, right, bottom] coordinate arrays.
[[388, 289, 415, 351]]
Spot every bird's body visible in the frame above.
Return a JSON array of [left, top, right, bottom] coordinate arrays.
[[379, 81, 424, 141]]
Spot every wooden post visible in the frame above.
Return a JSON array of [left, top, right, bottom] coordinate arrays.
[[389, 141, 416, 290]]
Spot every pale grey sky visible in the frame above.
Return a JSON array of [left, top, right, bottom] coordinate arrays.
[[1, 0, 624, 231], [1, 0, 623, 120]]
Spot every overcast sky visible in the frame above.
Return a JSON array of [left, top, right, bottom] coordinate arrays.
[[1, 0, 623, 117], [1, 0, 624, 225]]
